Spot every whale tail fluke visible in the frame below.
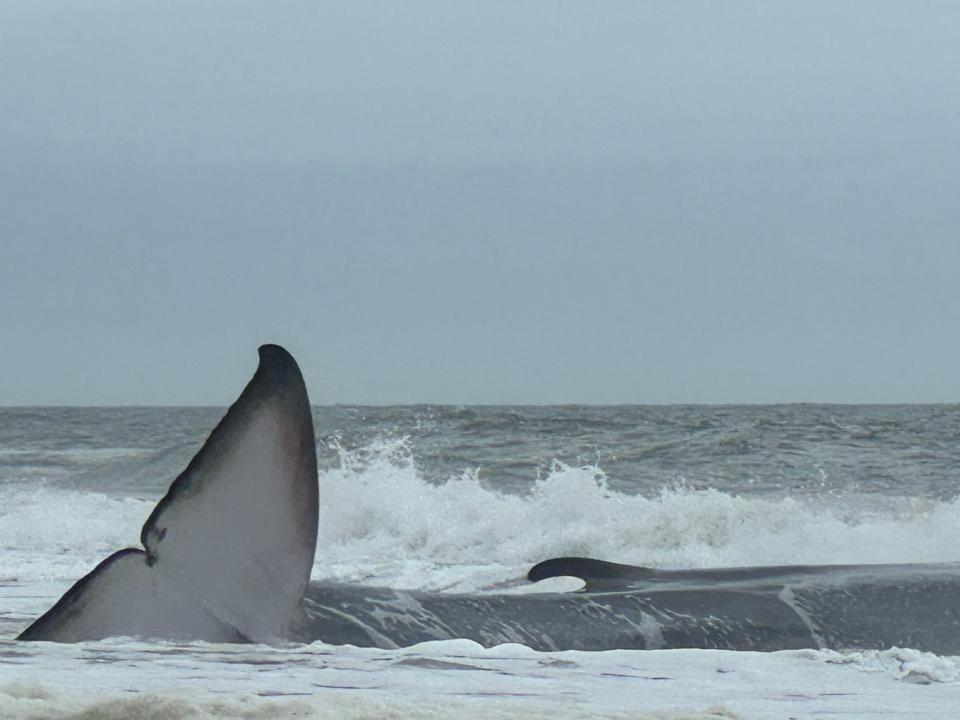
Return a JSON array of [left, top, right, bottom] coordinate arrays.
[[18, 345, 319, 643]]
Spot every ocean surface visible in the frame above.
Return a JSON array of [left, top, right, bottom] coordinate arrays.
[[3, 404, 960, 718]]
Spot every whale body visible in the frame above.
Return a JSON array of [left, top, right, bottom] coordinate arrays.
[[18, 346, 960, 653]]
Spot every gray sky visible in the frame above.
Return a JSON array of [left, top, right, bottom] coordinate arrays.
[[2, 1, 959, 405]]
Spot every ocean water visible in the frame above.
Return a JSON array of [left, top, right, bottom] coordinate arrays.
[[3, 404, 960, 718]]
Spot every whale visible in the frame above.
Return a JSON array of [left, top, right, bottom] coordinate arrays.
[[18, 345, 960, 653]]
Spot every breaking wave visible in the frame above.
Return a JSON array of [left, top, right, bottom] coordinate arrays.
[[3, 438, 960, 591], [319, 438, 960, 590]]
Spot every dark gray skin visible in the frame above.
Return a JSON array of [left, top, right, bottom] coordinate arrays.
[[294, 560, 960, 654], [18, 345, 960, 654]]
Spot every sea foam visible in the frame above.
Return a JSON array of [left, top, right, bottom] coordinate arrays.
[[316, 438, 960, 590], [3, 438, 960, 591]]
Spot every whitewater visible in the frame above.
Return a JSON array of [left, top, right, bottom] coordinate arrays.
[[2, 405, 960, 718]]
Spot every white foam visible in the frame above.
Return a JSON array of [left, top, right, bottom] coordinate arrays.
[[0, 682, 736, 720], [313, 439, 960, 590], [2, 639, 959, 720], [0, 442, 960, 590], [0, 483, 152, 581], [4, 438, 960, 594]]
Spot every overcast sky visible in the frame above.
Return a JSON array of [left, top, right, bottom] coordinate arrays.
[[2, 1, 959, 405]]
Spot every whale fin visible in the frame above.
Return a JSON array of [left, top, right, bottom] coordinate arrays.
[[527, 557, 655, 591], [17, 549, 246, 642], [18, 344, 319, 643]]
